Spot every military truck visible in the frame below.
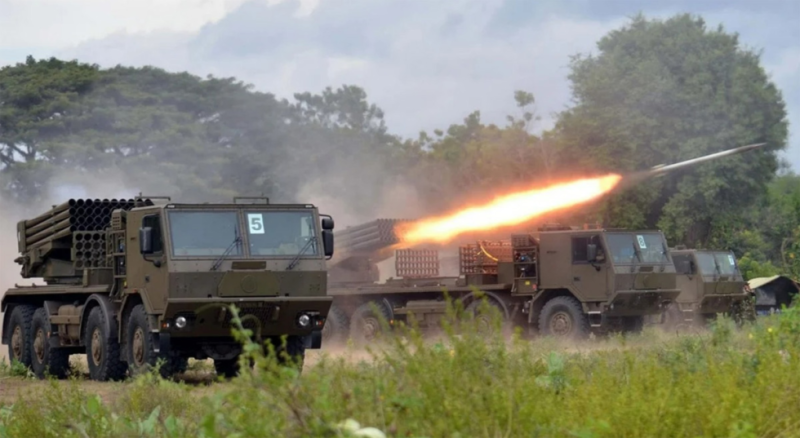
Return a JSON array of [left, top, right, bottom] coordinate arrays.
[[659, 248, 750, 329], [322, 220, 681, 342], [1, 196, 334, 381]]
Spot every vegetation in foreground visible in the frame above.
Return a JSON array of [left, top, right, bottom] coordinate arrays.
[[1, 299, 800, 437]]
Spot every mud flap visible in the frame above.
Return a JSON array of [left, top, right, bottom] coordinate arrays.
[[304, 330, 322, 349]]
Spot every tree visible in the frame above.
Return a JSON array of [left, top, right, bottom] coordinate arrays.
[[0, 56, 100, 201], [553, 13, 789, 248]]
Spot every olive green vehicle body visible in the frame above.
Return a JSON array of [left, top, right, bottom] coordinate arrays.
[[2, 197, 333, 379], [324, 223, 681, 341], [664, 249, 748, 323]]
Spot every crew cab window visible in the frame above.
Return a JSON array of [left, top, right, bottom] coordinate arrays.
[[571, 235, 606, 264], [245, 211, 318, 256], [168, 211, 242, 257]]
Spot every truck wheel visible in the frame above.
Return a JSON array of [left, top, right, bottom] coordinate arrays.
[[321, 305, 349, 345], [126, 304, 174, 378], [622, 316, 644, 334], [7, 304, 36, 369], [538, 296, 589, 339], [466, 298, 507, 333], [171, 355, 189, 375], [30, 308, 70, 379], [84, 306, 128, 381], [214, 358, 240, 378], [661, 304, 689, 332], [272, 335, 306, 370], [349, 301, 391, 345]]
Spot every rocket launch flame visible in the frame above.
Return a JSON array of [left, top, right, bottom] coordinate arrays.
[[397, 174, 622, 245]]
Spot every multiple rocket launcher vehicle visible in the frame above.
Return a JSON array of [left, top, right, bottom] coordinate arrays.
[[322, 143, 767, 341], [0, 142, 774, 378]]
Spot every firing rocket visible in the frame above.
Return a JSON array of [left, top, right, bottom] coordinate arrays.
[[618, 142, 766, 188]]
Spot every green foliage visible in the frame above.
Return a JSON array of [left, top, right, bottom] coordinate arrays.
[[737, 252, 780, 280], [3, 300, 800, 436], [554, 13, 789, 248]]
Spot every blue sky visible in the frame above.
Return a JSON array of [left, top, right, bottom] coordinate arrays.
[[1, 0, 798, 169]]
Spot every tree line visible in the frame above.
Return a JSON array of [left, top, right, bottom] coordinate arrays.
[[0, 13, 796, 280]]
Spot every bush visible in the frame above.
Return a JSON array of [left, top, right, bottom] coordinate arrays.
[[2, 299, 800, 437]]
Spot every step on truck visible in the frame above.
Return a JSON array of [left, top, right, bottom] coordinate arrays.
[[659, 248, 752, 329], [2, 196, 334, 380], [322, 220, 682, 342]]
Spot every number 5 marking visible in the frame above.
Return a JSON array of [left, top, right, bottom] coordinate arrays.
[[248, 213, 265, 234]]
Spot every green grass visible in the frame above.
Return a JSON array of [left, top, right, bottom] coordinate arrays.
[[3, 299, 800, 437]]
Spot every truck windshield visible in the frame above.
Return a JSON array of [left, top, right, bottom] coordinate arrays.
[[606, 233, 669, 264], [168, 211, 242, 257], [695, 251, 739, 277], [244, 211, 318, 256]]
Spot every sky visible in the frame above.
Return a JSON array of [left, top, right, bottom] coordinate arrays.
[[1, 0, 798, 168]]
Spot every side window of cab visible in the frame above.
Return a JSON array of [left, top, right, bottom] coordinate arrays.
[[142, 214, 164, 254]]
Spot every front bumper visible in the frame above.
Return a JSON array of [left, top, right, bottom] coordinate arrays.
[[698, 293, 748, 315], [159, 296, 332, 341]]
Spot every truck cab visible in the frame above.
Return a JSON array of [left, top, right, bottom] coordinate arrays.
[[123, 200, 334, 373], [531, 228, 681, 335], [664, 248, 748, 327]]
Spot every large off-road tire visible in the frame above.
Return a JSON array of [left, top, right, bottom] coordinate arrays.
[[349, 301, 392, 345], [171, 355, 189, 374], [660, 303, 692, 332], [30, 308, 70, 380], [538, 296, 590, 339], [731, 298, 757, 326], [84, 306, 128, 381], [271, 335, 307, 370], [7, 304, 36, 369], [126, 304, 177, 379], [321, 305, 349, 345], [214, 357, 241, 378], [466, 297, 509, 334], [621, 316, 645, 334]]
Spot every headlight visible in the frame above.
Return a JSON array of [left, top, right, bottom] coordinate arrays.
[[175, 316, 187, 329], [297, 314, 311, 328]]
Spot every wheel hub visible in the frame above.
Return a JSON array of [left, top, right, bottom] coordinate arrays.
[[11, 326, 22, 359], [33, 329, 45, 362], [91, 328, 103, 365], [359, 316, 379, 341], [132, 328, 145, 366], [550, 311, 573, 336]]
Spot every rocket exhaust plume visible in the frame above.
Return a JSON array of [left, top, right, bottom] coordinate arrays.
[[398, 174, 622, 245], [398, 142, 766, 245]]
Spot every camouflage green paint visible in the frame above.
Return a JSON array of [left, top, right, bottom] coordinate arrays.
[[2, 198, 333, 364], [670, 249, 747, 317]]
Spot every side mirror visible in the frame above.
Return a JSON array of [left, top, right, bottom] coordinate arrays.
[[321, 216, 334, 231], [587, 243, 597, 262], [322, 229, 334, 258], [139, 227, 154, 255]]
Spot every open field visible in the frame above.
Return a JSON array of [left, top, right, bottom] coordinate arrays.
[[2, 303, 800, 438]]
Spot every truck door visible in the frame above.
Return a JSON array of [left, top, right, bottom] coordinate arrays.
[[126, 212, 169, 314], [570, 234, 609, 301]]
